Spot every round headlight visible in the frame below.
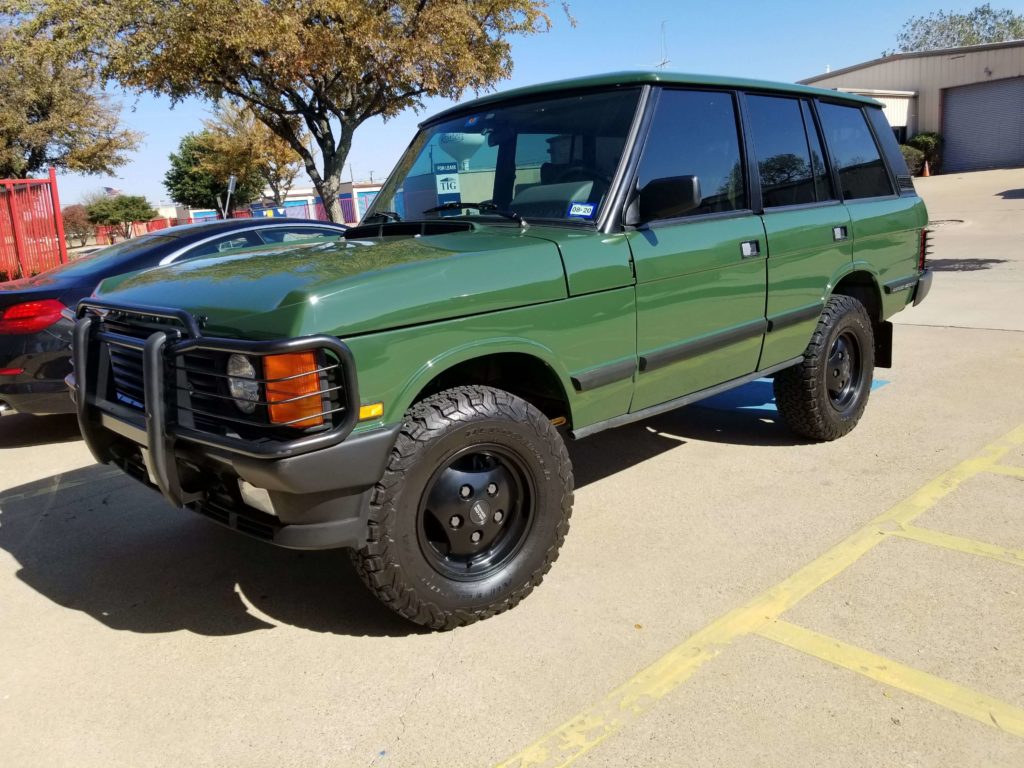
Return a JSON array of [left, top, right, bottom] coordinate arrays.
[[227, 354, 259, 414]]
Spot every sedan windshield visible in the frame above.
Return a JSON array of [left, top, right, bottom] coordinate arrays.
[[366, 88, 642, 225]]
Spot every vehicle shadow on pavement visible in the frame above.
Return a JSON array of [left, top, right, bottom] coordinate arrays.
[[996, 188, 1024, 199], [569, 394, 809, 488], [0, 465, 424, 638], [927, 257, 1007, 272], [0, 413, 81, 448], [0, 389, 803, 637]]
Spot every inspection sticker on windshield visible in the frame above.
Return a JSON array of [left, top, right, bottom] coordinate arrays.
[[567, 202, 595, 219]]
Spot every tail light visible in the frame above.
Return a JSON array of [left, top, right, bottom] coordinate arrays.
[[918, 228, 930, 271], [264, 351, 324, 429], [0, 299, 66, 335]]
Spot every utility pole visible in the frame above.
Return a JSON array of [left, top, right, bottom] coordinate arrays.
[[224, 174, 237, 217]]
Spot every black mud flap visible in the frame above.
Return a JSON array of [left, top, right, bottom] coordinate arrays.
[[875, 320, 893, 369]]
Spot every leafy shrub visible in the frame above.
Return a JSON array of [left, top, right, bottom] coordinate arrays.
[[900, 144, 925, 175], [908, 132, 942, 170]]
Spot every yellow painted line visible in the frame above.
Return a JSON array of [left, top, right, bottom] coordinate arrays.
[[495, 424, 1024, 768], [888, 525, 1024, 568], [758, 619, 1024, 737], [988, 464, 1024, 480]]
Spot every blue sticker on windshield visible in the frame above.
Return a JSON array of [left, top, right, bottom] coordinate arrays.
[[567, 201, 596, 219]]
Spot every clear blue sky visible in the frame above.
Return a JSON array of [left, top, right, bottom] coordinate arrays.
[[55, 0, 1024, 205]]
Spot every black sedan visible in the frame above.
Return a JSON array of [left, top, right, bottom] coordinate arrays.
[[0, 218, 347, 416]]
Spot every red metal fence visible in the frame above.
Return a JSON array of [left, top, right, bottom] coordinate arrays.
[[90, 208, 295, 245], [0, 168, 67, 281]]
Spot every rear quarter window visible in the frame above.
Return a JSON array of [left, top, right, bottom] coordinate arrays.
[[817, 102, 894, 200]]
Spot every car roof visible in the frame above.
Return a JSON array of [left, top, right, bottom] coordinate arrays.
[[424, 70, 880, 125]]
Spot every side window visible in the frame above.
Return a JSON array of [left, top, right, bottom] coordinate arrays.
[[817, 103, 894, 200], [745, 95, 821, 207], [183, 231, 263, 260], [865, 106, 913, 181], [636, 89, 746, 218], [258, 227, 342, 244]]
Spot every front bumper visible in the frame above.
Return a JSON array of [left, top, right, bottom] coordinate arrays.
[[71, 299, 397, 550]]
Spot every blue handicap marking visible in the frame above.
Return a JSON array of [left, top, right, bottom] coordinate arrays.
[[696, 378, 889, 414]]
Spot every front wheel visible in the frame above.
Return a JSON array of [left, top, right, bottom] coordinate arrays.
[[351, 385, 573, 630], [773, 294, 875, 441]]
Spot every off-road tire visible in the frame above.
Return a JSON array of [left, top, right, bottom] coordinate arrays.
[[773, 294, 875, 441], [351, 385, 574, 631]]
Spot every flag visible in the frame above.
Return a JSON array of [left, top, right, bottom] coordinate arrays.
[[103, 187, 122, 197]]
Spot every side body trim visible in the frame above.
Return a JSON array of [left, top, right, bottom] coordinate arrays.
[[767, 303, 824, 332], [571, 359, 637, 392], [639, 319, 768, 373], [883, 275, 920, 294]]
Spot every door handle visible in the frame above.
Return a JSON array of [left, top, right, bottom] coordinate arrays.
[[740, 240, 761, 258], [833, 226, 849, 241]]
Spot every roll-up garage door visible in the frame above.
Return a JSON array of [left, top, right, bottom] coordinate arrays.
[[942, 77, 1024, 172]]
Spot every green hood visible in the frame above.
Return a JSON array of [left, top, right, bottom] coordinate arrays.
[[97, 229, 568, 338]]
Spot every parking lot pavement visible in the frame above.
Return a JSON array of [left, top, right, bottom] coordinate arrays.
[[1, 169, 1023, 767], [893, 168, 1024, 333]]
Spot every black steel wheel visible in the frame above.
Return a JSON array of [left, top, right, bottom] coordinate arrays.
[[352, 385, 573, 631], [825, 331, 865, 411], [774, 294, 875, 441], [418, 445, 534, 581]]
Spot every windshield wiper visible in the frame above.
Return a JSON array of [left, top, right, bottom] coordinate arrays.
[[423, 201, 526, 226], [364, 210, 402, 223]]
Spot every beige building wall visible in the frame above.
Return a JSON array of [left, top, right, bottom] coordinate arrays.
[[802, 42, 1024, 134]]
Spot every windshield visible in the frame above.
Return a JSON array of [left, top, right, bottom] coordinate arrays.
[[52, 234, 177, 278], [366, 88, 643, 225]]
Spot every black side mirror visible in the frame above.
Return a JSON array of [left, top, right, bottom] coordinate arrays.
[[628, 175, 702, 225]]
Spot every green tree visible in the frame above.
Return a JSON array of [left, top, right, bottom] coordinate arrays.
[[201, 101, 304, 206], [164, 132, 261, 213], [889, 4, 1024, 53], [86, 195, 156, 240], [61, 203, 93, 246], [11, 0, 571, 222], [0, 24, 140, 178], [907, 131, 943, 171]]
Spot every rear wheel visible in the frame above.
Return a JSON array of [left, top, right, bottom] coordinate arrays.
[[773, 294, 875, 441], [352, 385, 573, 630]]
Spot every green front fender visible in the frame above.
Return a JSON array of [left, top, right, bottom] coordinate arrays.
[[344, 287, 637, 433]]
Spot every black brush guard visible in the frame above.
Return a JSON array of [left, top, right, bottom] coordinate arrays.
[[72, 298, 360, 510]]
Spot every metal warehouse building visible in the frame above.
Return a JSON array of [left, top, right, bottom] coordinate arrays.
[[800, 40, 1024, 172]]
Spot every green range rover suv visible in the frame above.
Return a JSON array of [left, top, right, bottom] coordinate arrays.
[[70, 72, 932, 629]]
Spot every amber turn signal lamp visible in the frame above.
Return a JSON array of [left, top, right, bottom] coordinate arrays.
[[264, 352, 323, 429], [359, 402, 384, 421]]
